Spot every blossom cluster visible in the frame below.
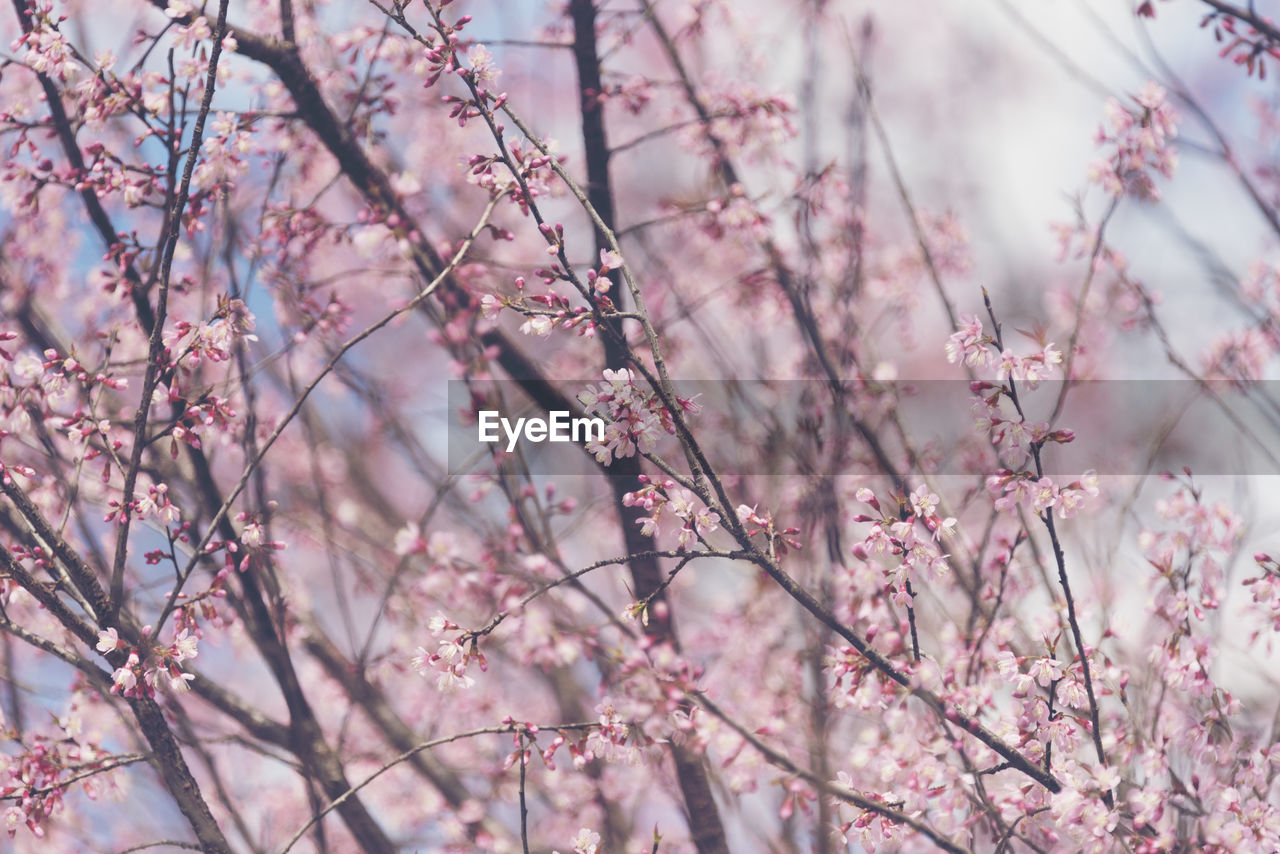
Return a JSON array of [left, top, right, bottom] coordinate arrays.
[[850, 485, 955, 607], [161, 298, 258, 371], [1244, 552, 1280, 638], [622, 475, 720, 550], [1198, 258, 1280, 385], [577, 368, 698, 465], [96, 626, 198, 698], [985, 469, 1100, 519], [1088, 82, 1178, 200], [411, 614, 486, 693], [946, 313, 1063, 386], [0, 720, 116, 840], [946, 313, 1105, 521], [551, 827, 601, 854], [1140, 478, 1238, 697], [11, 4, 75, 81], [0, 0, 1276, 850], [1120, 476, 1280, 849], [464, 139, 560, 212], [735, 503, 802, 559], [483, 248, 626, 339]]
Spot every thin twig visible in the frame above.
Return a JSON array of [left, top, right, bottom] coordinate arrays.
[[695, 693, 974, 854], [110, 0, 231, 622], [0, 754, 150, 801], [277, 722, 597, 854], [159, 192, 507, 631], [982, 292, 1112, 807], [518, 732, 531, 854]]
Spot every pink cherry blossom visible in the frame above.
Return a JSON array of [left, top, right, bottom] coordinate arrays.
[[0, 3, 1274, 852]]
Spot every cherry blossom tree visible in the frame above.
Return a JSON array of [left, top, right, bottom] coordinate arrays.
[[0, 0, 1279, 852]]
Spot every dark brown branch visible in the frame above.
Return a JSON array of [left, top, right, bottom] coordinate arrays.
[[279, 0, 296, 43], [184, 452, 398, 854], [0, 546, 233, 852], [982, 294, 1108, 805], [10, 0, 158, 333], [126, 694, 235, 854], [696, 693, 974, 854], [569, 2, 730, 850], [140, 1, 583, 428], [1200, 0, 1280, 44], [637, 0, 910, 498], [302, 626, 509, 845], [0, 476, 111, 622]]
